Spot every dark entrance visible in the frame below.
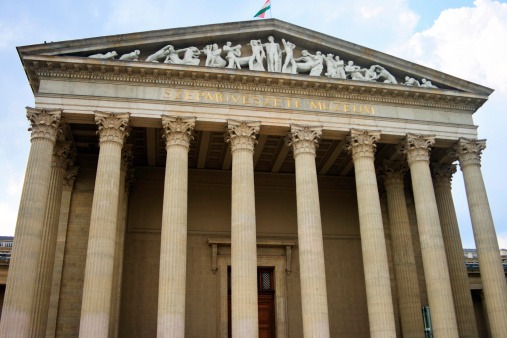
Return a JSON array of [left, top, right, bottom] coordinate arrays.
[[228, 267, 275, 338]]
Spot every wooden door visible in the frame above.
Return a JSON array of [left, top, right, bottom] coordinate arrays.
[[228, 268, 275, 338]]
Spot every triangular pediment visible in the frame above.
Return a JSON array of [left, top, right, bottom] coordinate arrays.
[[18, 19, 493, 100]]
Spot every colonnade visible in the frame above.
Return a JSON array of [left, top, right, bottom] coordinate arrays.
[[0, 109, 506, 338]]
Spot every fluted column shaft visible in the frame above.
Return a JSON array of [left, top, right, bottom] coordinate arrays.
[[381, 161, 425, 338], [46, 166, 79, 338], [347, 129, 396, 338], [454, 138, 507, 337], [227, 120, 260, 338], [432, 163, 478, 338], [30, 141, 72, 337], [288, 124, 330, 338], [157, 116, 195, 338], [79, 112, 130, 338], [400, 134, 458, 338], [0, 108, 61, 337]]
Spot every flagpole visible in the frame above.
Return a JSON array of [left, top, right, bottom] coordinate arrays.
[[270, 0, 273, 18]]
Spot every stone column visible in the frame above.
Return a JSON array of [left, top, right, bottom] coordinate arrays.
[[432, 163, 479, 338], [287, 124, 330, 338], [399, 134, 458, 338], [109, 146, 133, 338], [79, 111, 130, 338], [46, 166, 79, 338], [30, 140, 73, 337], [347, 129, 396, 338], [226, 120, 260, 338], [0, 108, 61, 337], [379, 160, 425, 338], [157, 116, 196, 337], [454, 138, 507, 337]]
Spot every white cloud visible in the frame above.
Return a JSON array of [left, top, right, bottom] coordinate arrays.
[[360, 7, 382, 19], [498, 232, 507, 249]]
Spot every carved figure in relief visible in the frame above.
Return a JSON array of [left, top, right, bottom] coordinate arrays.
[[345, 61, 368, 81], [334, 56, 346, 79], [373, 65, 397, 84], [324, 54, 337, 78], [88, 51, 118, 59], [247, 40, 266, 71], [262, 36, 282, 72], [421, 78, 438, 88], [119, 50, 140, 61], [145, 45, 172, 62], [295, 50, 323, 76], [164, 46, 201, 66], [202, 44, 226, 68], [281, 39, 297, 74], [310, 51, 324, 76], [364, 66, 379, 81], [223, 42, 242, 69], [403, 76, 420, 86]]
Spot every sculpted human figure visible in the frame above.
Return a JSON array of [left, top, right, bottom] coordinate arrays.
[[421, 78, 438, 88], [403, 76, 420, 86], [88, 51, 117, 59], [374, 65, 397, 84], [223, 42, 242, 69], [345, 61, 368, 81], [262, 36, 282, 72], [146, 45, 172, 63], [364, 66, 379, 81], [164, 46, 201, 66], [119, 50, 140, 61], [324, 54, 337, 78], [310, 51, 324, 76], [202, 44, 226, 68], [295, 50, 323, 76], [334, 56, 346, 79], [281, 38, 297, 74], [248, 40, 266, 71]]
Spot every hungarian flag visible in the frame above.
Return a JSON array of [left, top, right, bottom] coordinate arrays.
[[254, 0, 271, 18]]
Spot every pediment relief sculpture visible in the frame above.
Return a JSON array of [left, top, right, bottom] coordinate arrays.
[[83, 35, 438, 89]]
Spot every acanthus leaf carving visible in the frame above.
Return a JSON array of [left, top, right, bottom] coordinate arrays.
[[121, 144, 134, 172], [161, 116, 196, 149], [26, 107, 62, 142], [431, 163, 457, 189], [286, 124, 322, 157], [94, 111, 130, 145], [452, 138, 486, 169], [52, 141, 73, 169], [225, 120, 260, 153], [63, 166, 79, 190], [378, 160, 408, 186], [346, 129, 381, 160], [398, 133, 435, 165]]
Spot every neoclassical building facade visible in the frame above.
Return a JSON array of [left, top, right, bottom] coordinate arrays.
[[1, 19, 506, 337]]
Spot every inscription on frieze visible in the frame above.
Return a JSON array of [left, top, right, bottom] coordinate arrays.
[[162, 88, 376, 115]]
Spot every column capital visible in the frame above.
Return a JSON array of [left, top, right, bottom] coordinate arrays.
[[125, 170, 135, 194], [399, 133, 435, 165], [63, 166, 79, 191], [51, 141, 73, 169], [286, 124, 322, 157], [431, 163, 457, 189], [346, 129, 381, 160], [379, 160, 408, 186], [452, 138, 486, 169], [26, 107, 62, 143], [226, 120, 260, 153], [120, 144, 134, 173], [161, 115, 196, 149], [95, 111, 130, 146]]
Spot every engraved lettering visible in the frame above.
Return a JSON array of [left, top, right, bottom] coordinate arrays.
[[219, 93, 229, 102], [322, 102, 331, 111], [186, 91, 195, 101], [231, 94, 240, 103], [196, 92, 205, 101], [334, 103, 341, 111], [364, 106, 375, 114], [295, 99, 298, 109], [163, 89, 171, 99], [274, 98, 282, 108], [263, 97, 272, 106], [343, 104, 351, 113], [285, 98, 291, 108], [310, 101, 322, 110], [174, 90, 184, 100], [206, 92, 218, 101], [243, 95, 251, 104], [353, 105, 362, 113], [253, 96, 261, 105]]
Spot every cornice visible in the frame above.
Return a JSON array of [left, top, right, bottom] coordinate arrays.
[[23, 55, 487, 112]]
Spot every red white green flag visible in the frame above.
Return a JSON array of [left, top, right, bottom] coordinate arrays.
[[254, 0, 271, 18]]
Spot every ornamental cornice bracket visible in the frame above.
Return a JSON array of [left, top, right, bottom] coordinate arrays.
[[94, 111, 130, 145], [26, 107, 62, 142], [452, 138, 486, 169], [431, 163, 457, 188], [225, 120, 260, 153], [161, 115, 196, 149], [286, 124, 322, 157], [346, 128, 381, 160], [378, 160, 408, 186], [398, 133, 435, 165]]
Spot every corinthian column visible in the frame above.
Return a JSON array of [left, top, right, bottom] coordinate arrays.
[[157, 116, 195, 338], [379, 160, 424, 338], [432, 163, 478, 338], [79, 111, 130, 338], [287, 124, 330, 338], [347, 129, 396, 338], [30, 140, 73, 338], [399, 134, 458, 338], [0, 107, 61, 337], [226, 120, 260, 338], [454, 138, 507, 337]]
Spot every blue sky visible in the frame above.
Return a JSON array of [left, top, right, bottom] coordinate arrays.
[[0, 0, 506, 249]]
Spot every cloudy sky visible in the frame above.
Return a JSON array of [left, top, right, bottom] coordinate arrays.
[[0, 0, 506, 249]]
